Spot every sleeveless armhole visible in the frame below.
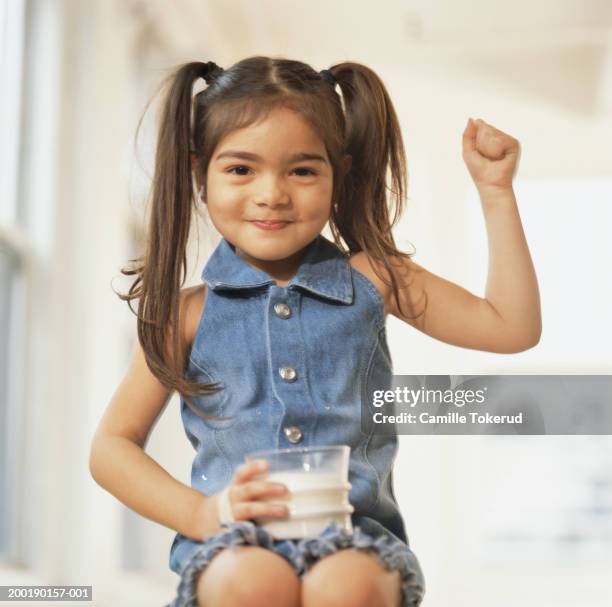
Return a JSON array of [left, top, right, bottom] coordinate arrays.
[[349, 270, 387, 329], [348, 253, 389, 326]]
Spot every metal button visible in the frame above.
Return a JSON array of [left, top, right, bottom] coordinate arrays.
[[274, 302, 292, 319], [279, 366, 297, 382], [284, 426, 303, 444]]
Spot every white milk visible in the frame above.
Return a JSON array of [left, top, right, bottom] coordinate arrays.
[[254, 471, 354, 539]]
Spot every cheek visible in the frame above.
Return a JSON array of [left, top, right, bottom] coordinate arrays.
[[205, 173, 233, 200], [303, 193, 332, 218], [301, 181, 332, 206], [206, 185, 244, 214]]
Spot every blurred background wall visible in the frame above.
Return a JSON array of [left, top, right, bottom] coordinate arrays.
[[1, 0, 611, 605]]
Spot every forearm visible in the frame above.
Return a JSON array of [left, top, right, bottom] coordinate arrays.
[[89, 435, 216, 541], [478, 186, 542, 344]]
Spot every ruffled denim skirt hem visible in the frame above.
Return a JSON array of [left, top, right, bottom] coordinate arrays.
[[165, 520, 425, 607]]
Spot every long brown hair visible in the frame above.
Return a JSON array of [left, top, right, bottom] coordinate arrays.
[[116, 56, 424, 420]]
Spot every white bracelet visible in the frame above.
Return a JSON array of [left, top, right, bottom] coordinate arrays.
[[217, 485, 235, 524]]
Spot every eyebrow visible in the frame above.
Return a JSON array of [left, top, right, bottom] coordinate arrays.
[[214, 150, 328, 164]]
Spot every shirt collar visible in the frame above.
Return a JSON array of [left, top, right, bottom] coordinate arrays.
[[201, 234, 354, 304]]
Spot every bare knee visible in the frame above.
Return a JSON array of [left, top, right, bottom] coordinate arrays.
[[302, 549, 401, 607], [196, 546, 301, 607]]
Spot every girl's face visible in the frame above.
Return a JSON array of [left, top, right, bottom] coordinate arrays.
[[203, 106, 336, 283]]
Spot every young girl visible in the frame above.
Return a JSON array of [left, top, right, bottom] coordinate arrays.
[[89, 56, 541, 607]]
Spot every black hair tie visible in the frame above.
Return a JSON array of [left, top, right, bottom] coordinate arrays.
[[319, 69, 337, 87], [202, 61, 224, 85]]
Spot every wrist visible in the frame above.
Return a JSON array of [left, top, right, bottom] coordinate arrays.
[[189, 491, 220, 541], [476, 183, 515, 200], [477, 185, 517, 209]]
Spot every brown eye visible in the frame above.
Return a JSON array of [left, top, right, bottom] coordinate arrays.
[[227, 166, 250, 176], [293, 167, 317, 176]]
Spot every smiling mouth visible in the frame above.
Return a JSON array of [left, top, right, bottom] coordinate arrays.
[[249, 219, 293, 223], [249, 220, 293, 230]]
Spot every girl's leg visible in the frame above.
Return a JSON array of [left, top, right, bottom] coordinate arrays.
[[301, 548, 402, 607], [196, 545, 301, 607]]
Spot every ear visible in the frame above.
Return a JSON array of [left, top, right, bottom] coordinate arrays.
[[191, 154, 204, 195], [190, 154, 207, 204]]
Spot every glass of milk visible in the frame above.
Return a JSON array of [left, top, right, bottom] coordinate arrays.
[[245, 445, 354, 539]]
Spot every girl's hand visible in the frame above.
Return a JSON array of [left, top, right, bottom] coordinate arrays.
[[462, 118, 521, 193], [203, 460, 289, 536]]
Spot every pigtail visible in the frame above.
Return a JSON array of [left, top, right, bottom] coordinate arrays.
[[116, 62, 230, 422], [330, 63, 425, 321]]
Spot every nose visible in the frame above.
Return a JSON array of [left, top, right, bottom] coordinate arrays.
[[253, 175, 290, 207]]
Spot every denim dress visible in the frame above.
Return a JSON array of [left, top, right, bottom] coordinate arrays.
[[166, 234, 425, 607]]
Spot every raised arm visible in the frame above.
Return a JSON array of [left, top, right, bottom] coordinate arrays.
[[364, 118, 541, 354], [384, 214, 541, 354]]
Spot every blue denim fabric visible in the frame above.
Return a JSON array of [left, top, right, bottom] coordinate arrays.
[[166, 519, 424, 607], [167, 234, 425, 605]]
